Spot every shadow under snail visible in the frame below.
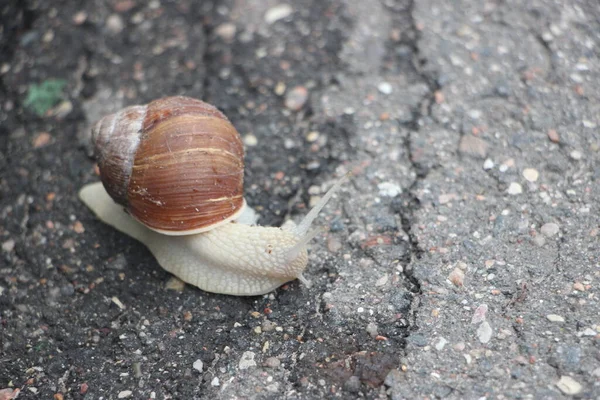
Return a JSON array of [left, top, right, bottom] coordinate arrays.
[[79, 96, 346, 296]]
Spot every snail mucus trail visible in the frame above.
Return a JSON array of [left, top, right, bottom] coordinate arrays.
[[79, 96, 346, 296]]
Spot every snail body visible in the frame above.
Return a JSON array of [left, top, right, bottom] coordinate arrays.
[[79, 96, 344, 296]]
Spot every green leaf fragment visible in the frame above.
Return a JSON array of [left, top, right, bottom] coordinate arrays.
[[24, 78, 67, 116]]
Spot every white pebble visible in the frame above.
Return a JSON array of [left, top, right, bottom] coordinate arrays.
[[1, 239, 15, 252], [540, 223, 559, 238], [118, 391, 133, 399], [264, 4, 293, 24], [467, 109, 482, 119], [547, 314, 565, 322], [556, 376, 582, 395], [581, 328, 597, 336], [378, 182, 402, 197], [305, 131, 319, 142], [106, 14, 124, 35], [243, 133, 258, 147], [570, 150, 583, 160], [366, 322, 378, 338], [583, 120, 596, 128], [377, 82, 393, 95], [211, 377, 220, 387], [215, 23, 237, 41], [507, 182, 522, 195], [193, 359, 203, 373], [239, 351, 257, 370], [476, 321, 492, 344], [522, 168, 539, 182], [483, 159, 494, 170], [435, 337, 448, 351], [532, 236, 546, 247]]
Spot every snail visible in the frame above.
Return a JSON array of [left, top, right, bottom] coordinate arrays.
[[79, 96, 345, 296]]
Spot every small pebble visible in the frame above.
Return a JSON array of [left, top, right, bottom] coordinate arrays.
[[193, 359, 203, 373], [118, 390, 132, 399], [165, 277, 186, 292], [211, 377, 220, 387], [73, 221, 85, 234], [467, 109, 482, 119], [438, 193, 457, 205], [274, 82, 286, 96], [243, 133, 258, 147], [215, 23, 236, 41], [573, 282, 585, 292], [547, 129, 560, 143], [366, 322, 378, 338], [72, 11, 87, 25], [378, 182, 402, 197], [305, 131, 319, 142], [483, 159, 494, 170], [106, 14, 124, 35], [583, 120, 596, 128], [570, 150, 583, 160], [435, 337, 448, 351], [264, 357, 281, 368], [327, 236, 342, 253], [453, 342, 465, 351], [556, 376, 582, 395], [111, 296, 126, 310], [264, 4, 293, 24], [476, 320, 493, 344], [471, 304, 488, 324], [375, 274, 388, 287], [459, 135, 488, 158], [33, 132, 52, 148], [581, 328, 596, 336], [522, 168, 539, 182], [448, 267, 464, 287], [377, 82, 393, 95], [284, 86, 308, 111], [532, 236, 546, 247], [547, 314, 565, 322], [2, 239, 15, 252], [305, 160, 320, 170], [540, 223, 559, 238], [507, 182, 522, 195], [239, 351, 257, 370]]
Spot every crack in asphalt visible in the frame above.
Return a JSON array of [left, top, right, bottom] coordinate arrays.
[[198, 0, 218, 102], [394, 0, 443, 311]]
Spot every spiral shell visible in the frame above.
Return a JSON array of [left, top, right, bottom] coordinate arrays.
[[91, 96, 245, 235]]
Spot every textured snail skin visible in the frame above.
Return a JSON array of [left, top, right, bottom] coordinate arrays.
[[79, 178, 345, 296]]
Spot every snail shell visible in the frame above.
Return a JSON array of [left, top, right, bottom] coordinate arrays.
[[91, 96, 245, 235]]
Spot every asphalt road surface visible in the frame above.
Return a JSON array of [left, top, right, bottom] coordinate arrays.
[[1, 0, 598, 399]]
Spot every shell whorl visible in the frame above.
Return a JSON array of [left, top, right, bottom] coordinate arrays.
[[92, 104, 146, 206], [92, 96, 245, 235]]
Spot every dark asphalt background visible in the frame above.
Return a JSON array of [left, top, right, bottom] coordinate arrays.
[[1, 0, 599, 399]]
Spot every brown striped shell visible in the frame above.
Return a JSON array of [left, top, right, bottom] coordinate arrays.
[[91, 96, 245, 235]]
